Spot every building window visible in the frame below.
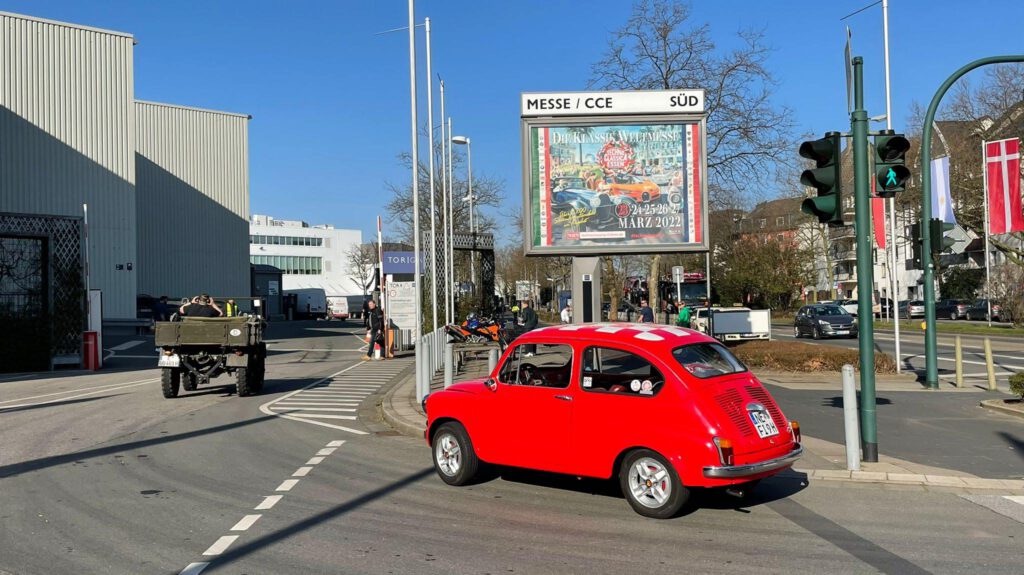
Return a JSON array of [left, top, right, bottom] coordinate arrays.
[[248, 255, 323, 275], [776, 216, 785, 226], [249, 235, 323, 247], [759, 219, 766, 228]]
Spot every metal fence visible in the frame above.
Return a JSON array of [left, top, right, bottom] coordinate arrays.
[[416, 327, 446, 401]]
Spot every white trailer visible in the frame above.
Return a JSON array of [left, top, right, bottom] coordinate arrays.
[[707, 308, 772, 341], [286, 288, 327, 319]]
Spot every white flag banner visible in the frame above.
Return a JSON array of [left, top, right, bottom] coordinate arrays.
[[930, 156, 957, 225]]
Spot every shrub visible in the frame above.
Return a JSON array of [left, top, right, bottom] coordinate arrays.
[[1009, 372, 1024, 400], [729, 340, 897, 374]]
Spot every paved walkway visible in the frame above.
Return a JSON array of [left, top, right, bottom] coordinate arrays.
[[378, 356, 1024, 492]]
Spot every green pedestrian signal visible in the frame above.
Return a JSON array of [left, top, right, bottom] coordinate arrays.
[[799, 132, 844, 226], [873, 130, 910, 197]]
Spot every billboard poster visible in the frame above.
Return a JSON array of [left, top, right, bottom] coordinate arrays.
[[386, 281, 416, 330], [522, 117, 708, 255]]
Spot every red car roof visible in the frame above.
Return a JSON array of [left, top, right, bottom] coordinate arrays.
[[521, 322, 718, 348]]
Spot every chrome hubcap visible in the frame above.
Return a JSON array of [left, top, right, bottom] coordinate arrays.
[[628, 457, 671, 508], [435, 433, 462, 477]]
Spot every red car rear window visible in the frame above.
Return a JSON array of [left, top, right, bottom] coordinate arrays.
[[671, 343, 747, 380]]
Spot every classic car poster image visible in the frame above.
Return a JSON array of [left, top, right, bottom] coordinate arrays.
[[522, 117, 708, 255]]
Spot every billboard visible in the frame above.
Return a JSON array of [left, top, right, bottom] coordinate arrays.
[[522, 117, 708, 255]]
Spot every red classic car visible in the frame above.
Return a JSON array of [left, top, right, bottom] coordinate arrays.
[[424, 323, 801, 518]]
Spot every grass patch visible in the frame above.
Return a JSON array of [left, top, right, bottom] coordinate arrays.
[[879, 320, 1024, 337], [729, 340, 897, 374]]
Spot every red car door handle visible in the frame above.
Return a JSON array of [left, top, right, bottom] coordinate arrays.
[[554, 395, 573, 402]]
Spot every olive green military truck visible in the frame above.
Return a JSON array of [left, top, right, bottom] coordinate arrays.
[[155, 316, 267, 398]]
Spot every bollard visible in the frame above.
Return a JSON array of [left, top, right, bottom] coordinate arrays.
[[842, 364, 861, 471], [954, 335, 964, 388], [488, 348, 499, 374], [444, 343, 454, 389], [984, 337, 997, 391]]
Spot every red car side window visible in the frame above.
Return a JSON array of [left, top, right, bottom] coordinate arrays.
[[580, 346, 664, 396], [499, 344, 573, 388]]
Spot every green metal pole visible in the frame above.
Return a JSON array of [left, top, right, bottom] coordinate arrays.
[[919, 55, 1024, 390], [851, 57, 878, 462]]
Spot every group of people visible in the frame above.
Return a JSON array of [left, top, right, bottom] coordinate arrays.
[[634, 299, 700, 328], [152, 294, 240, 320]]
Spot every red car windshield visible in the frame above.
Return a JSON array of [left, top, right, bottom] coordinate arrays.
[[671, 343, 747, 380]]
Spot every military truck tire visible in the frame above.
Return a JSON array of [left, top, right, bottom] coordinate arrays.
[[235, 367, 253, 397], [162, 368, 181, 398], [183, 373, 198, 391]]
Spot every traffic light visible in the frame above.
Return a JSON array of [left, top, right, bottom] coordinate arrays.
[[873, 130, 910, 197], [799, 132, 844, 225], [929, 218, 956, 253], [910, 221, 923, 269]]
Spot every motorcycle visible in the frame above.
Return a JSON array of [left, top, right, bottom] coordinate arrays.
[[445, 314, 502, 344]]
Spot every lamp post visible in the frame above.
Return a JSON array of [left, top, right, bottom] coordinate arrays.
[[451, 135, 475, 293], [406, 0, 424, 401], [439, 79, 451, 324]]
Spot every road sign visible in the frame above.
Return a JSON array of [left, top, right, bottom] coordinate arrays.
[[671, 266, 685, 282]]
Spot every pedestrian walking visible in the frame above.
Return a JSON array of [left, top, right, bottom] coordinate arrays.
[[638, 299, 654, 323], [677, 302, 691, 328], [365, 300, 384, 360], [560, 304, 572, 324]]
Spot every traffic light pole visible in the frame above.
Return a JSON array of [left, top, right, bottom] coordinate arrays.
[[919, 55, 1024, 390], [851, 57, 878, 462]]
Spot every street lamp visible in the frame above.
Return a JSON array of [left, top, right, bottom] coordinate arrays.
[[452, 135, 475, 294]]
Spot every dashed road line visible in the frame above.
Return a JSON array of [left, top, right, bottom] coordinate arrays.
[[230, 514, 261, 531], [254, 495, 283, 510], [177, 439, 347, 574], [109, 340, 145, 351]]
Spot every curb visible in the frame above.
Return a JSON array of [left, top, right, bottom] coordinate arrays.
[[980, 398, 1024, 421], [379, 366, 426, 439], [792, 468, 1024, 492]]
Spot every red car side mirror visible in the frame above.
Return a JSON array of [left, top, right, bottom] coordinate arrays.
[[486, 378, 497, 392]]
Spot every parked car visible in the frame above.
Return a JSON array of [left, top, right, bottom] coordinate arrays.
[[965, 299, 1003, 322], [935, 299, 968, 321], [833, 299, 859, 316], [423, 324, 802, 519], [898, 300, 925, 319], [793, 304, 858, 339], [602, 173, 661, 203]]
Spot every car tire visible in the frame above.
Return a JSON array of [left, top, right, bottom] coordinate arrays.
[[950, 311, 957, 321], [793, 326, 801, 338], [619, 449, 688, 519], [161, 368, 180, 398], [812, 327, 822, 340], [432, 422, 479, 486]]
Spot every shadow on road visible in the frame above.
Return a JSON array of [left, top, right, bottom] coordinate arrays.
[[996, 431, 1024, 462], [822, 396, 893, 408], [0, 394, 125, 415], [0, 414, 277, 478]]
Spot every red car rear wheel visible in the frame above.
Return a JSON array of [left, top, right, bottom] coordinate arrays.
[[619, 449, 688, 519]]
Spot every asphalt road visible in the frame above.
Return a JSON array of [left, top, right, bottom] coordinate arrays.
[[2, 320, 1022, 574]]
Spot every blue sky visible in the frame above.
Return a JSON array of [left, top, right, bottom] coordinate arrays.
[[5, 0, 1023, 244]]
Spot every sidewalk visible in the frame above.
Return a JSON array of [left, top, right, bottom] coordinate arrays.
[[379, 361, 1024, 493]]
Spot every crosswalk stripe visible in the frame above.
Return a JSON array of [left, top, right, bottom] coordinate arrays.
[[290, 413, 357, 420], [273, 407, 356, 412]]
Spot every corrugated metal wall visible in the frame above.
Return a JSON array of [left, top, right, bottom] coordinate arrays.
[[0, 13, 137, 319], [135, 101, 250, 303]]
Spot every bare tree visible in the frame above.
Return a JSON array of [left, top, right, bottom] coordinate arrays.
[[345, 242, 379, 297], [590, 0, 794, 198]]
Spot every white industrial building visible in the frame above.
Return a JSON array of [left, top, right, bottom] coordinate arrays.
[[0, 11, 250, 369], [249, 215, 363, 300]]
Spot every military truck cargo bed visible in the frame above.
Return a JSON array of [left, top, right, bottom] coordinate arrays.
[[155, 317, 264, 347]]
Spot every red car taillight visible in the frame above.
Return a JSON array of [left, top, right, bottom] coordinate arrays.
[[713, 437, 734, 467]]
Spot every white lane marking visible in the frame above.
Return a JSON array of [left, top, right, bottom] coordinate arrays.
[[316, 447, 337, 456], [254, 495, 283, 510], [270, 405, 358, 409], [0, 376, 159, 405], [276, 479, 299, 492], [293, 466, 312, 477], [202, 535, 238, 556], [1005, 496, 1024, 504], [288, 413, 357, 420], [258, 363, 370, 435], [178, 562, 209, 575], [326, 440, 346, 447], [0, 379, 158, 410], [230, 514, 261, 531], [274, 403, 359, 409], [306, 456, 325, 465], [109, 340, 145, 351]]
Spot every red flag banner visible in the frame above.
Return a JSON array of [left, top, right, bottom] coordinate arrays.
[[871, 178, 886, 248], [985, 138, 1024, 234]]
